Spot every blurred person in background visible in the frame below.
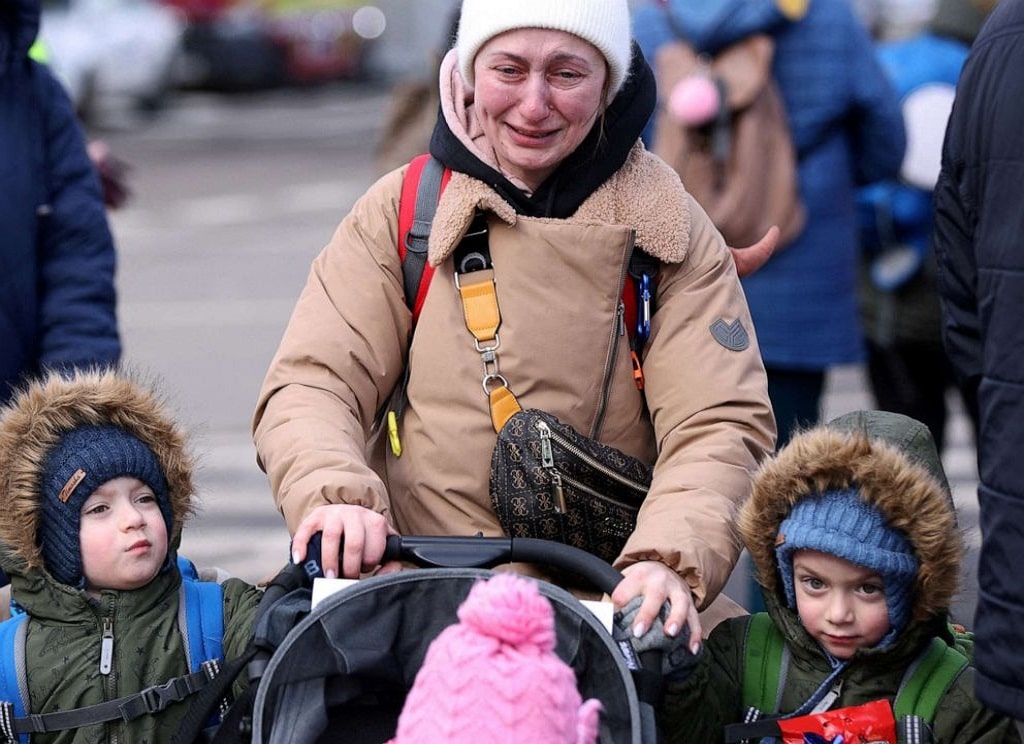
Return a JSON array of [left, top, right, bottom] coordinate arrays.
[[1, 0, 121, 587], [933, 0, 1024, 728], [634, 0, 906, 450], [855, 0, 994, 453], [1, 0, 121, 407]]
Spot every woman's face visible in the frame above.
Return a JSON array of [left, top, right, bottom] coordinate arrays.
[[472, 28, 608, 192]]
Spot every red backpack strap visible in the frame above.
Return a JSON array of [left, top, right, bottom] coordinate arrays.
[[398, 154, 451, 325]]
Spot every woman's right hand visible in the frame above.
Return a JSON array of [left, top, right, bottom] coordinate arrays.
[[729, 225, 779, 278], [290, 504, 395, 579]]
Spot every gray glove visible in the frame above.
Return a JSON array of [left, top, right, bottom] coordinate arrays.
[[613, 596, 702, 683]]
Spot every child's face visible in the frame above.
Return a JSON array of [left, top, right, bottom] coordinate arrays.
[[79, 476, 168, 594], [792, 549, 890, 659]]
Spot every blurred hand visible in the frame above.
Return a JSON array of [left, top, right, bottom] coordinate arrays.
[[729, 225, 779, 278], [87, 140, 131, 210], [611, 560, 702, 652], [290, 503, 396, 579]]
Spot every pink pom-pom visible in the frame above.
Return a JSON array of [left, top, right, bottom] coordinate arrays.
[[456, 574, 556, 652], [668, 74, 721, 126]]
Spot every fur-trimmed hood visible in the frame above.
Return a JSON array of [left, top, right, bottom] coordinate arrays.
[[740, 412, 962, 626], [0, 368, 195, 579]]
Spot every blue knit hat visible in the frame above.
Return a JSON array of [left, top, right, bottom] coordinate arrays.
[[775, 489, 919, 644], [38, 425, 172, 587]]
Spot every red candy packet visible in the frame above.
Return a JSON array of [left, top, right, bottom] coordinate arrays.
[[777, 699, 897, 743]]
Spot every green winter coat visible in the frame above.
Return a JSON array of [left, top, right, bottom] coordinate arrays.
[[661, 414, 1020, 744], [0, 370, 266, 743]]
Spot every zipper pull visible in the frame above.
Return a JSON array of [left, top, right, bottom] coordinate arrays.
[[100, 617, 114, 675], [538, 421, 554, 468], [809, 679, 842, 715], [617, 301, 626, 337], [536, 422, 566, 513], [550, 471, 567, 514]]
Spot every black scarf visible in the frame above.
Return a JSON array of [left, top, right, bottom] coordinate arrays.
[[429, 42, 657, 219]]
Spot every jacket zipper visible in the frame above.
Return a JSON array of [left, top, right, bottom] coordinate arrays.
[[591, 230, 635, 438], [100, 617, 114, 675], [99, 601, 119, 744], [536, 419, 648, 497]]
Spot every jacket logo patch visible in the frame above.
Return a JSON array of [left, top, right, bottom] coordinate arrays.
[[59, 469, 87, 503], [710, 318, 750, 351]]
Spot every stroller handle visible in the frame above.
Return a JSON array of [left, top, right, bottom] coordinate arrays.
[[382, 535, 625, 595]]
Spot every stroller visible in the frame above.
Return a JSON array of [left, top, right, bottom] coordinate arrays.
[[188, 536, 664, 744]]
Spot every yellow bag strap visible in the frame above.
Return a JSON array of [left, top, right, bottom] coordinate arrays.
[[455, 267, 521, 432]]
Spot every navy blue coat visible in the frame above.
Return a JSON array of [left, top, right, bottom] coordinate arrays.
[[0, 0, 120, 405], [934, 0, 1024, 720], [634, 0, 905, 369]]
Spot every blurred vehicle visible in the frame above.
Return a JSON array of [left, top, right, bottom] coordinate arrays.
[[39, 0, 187, 123], [265, 0, 385, 83], [167, 0, 285, 90], [164, 0, 385, 90]]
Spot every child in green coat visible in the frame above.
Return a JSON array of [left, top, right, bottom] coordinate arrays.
[[661, 410, 1019, 744], [0, 368, 266, 743]]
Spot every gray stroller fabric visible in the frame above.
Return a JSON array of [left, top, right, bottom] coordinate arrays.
[[251, 568, 644, 744]]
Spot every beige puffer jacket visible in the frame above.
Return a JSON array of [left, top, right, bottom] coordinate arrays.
[[253, 143, 775, 607]]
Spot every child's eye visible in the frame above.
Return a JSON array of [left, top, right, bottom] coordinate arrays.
[[799, 576, 825, 591], [83, 504, 108, 516], [859, 583, 884, 596], [135, 492, 157, 504]]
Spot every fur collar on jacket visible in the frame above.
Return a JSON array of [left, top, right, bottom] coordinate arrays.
[[741, 424, 962, 627], [426, 142, 692, 267], [0, 368, 195, 578]]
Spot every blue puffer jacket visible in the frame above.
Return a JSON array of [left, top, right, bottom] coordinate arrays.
[[0, 0, 120, 405], [634, 0, 906, 369], [934, 0, 1024, 720], [857, 33, 970, 284]]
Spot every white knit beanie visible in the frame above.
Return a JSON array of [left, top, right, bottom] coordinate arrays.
[[456, 0, 632, 101]]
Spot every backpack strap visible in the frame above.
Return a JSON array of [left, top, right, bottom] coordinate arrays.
[[742, 612, 786, 715], [398, 153, 450, 324], [893, 636, 969, 734], [178, 566, 225, 673], [0, 615, 29, 744], [0, 668, 219, 739]]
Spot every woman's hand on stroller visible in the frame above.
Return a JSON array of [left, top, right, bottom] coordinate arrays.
[[291, 504, 399, 579], [612, 561, 702, 654]]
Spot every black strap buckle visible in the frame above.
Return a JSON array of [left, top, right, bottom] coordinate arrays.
[[121, 674, 201, 720], [454, 212, 491, 274]]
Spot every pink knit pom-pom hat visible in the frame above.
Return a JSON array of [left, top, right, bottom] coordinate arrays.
[[390, 573, 603, 743]]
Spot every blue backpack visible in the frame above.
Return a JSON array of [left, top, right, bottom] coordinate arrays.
[[0, 558, 224, 742]]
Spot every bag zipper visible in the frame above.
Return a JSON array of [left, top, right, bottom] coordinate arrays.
[[536, 419, 648, 497]]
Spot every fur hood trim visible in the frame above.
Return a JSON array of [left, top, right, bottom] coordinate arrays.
[[740, 426, 962, 623], [426, 143, 691, 266], [0, 368, 195, 575]]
